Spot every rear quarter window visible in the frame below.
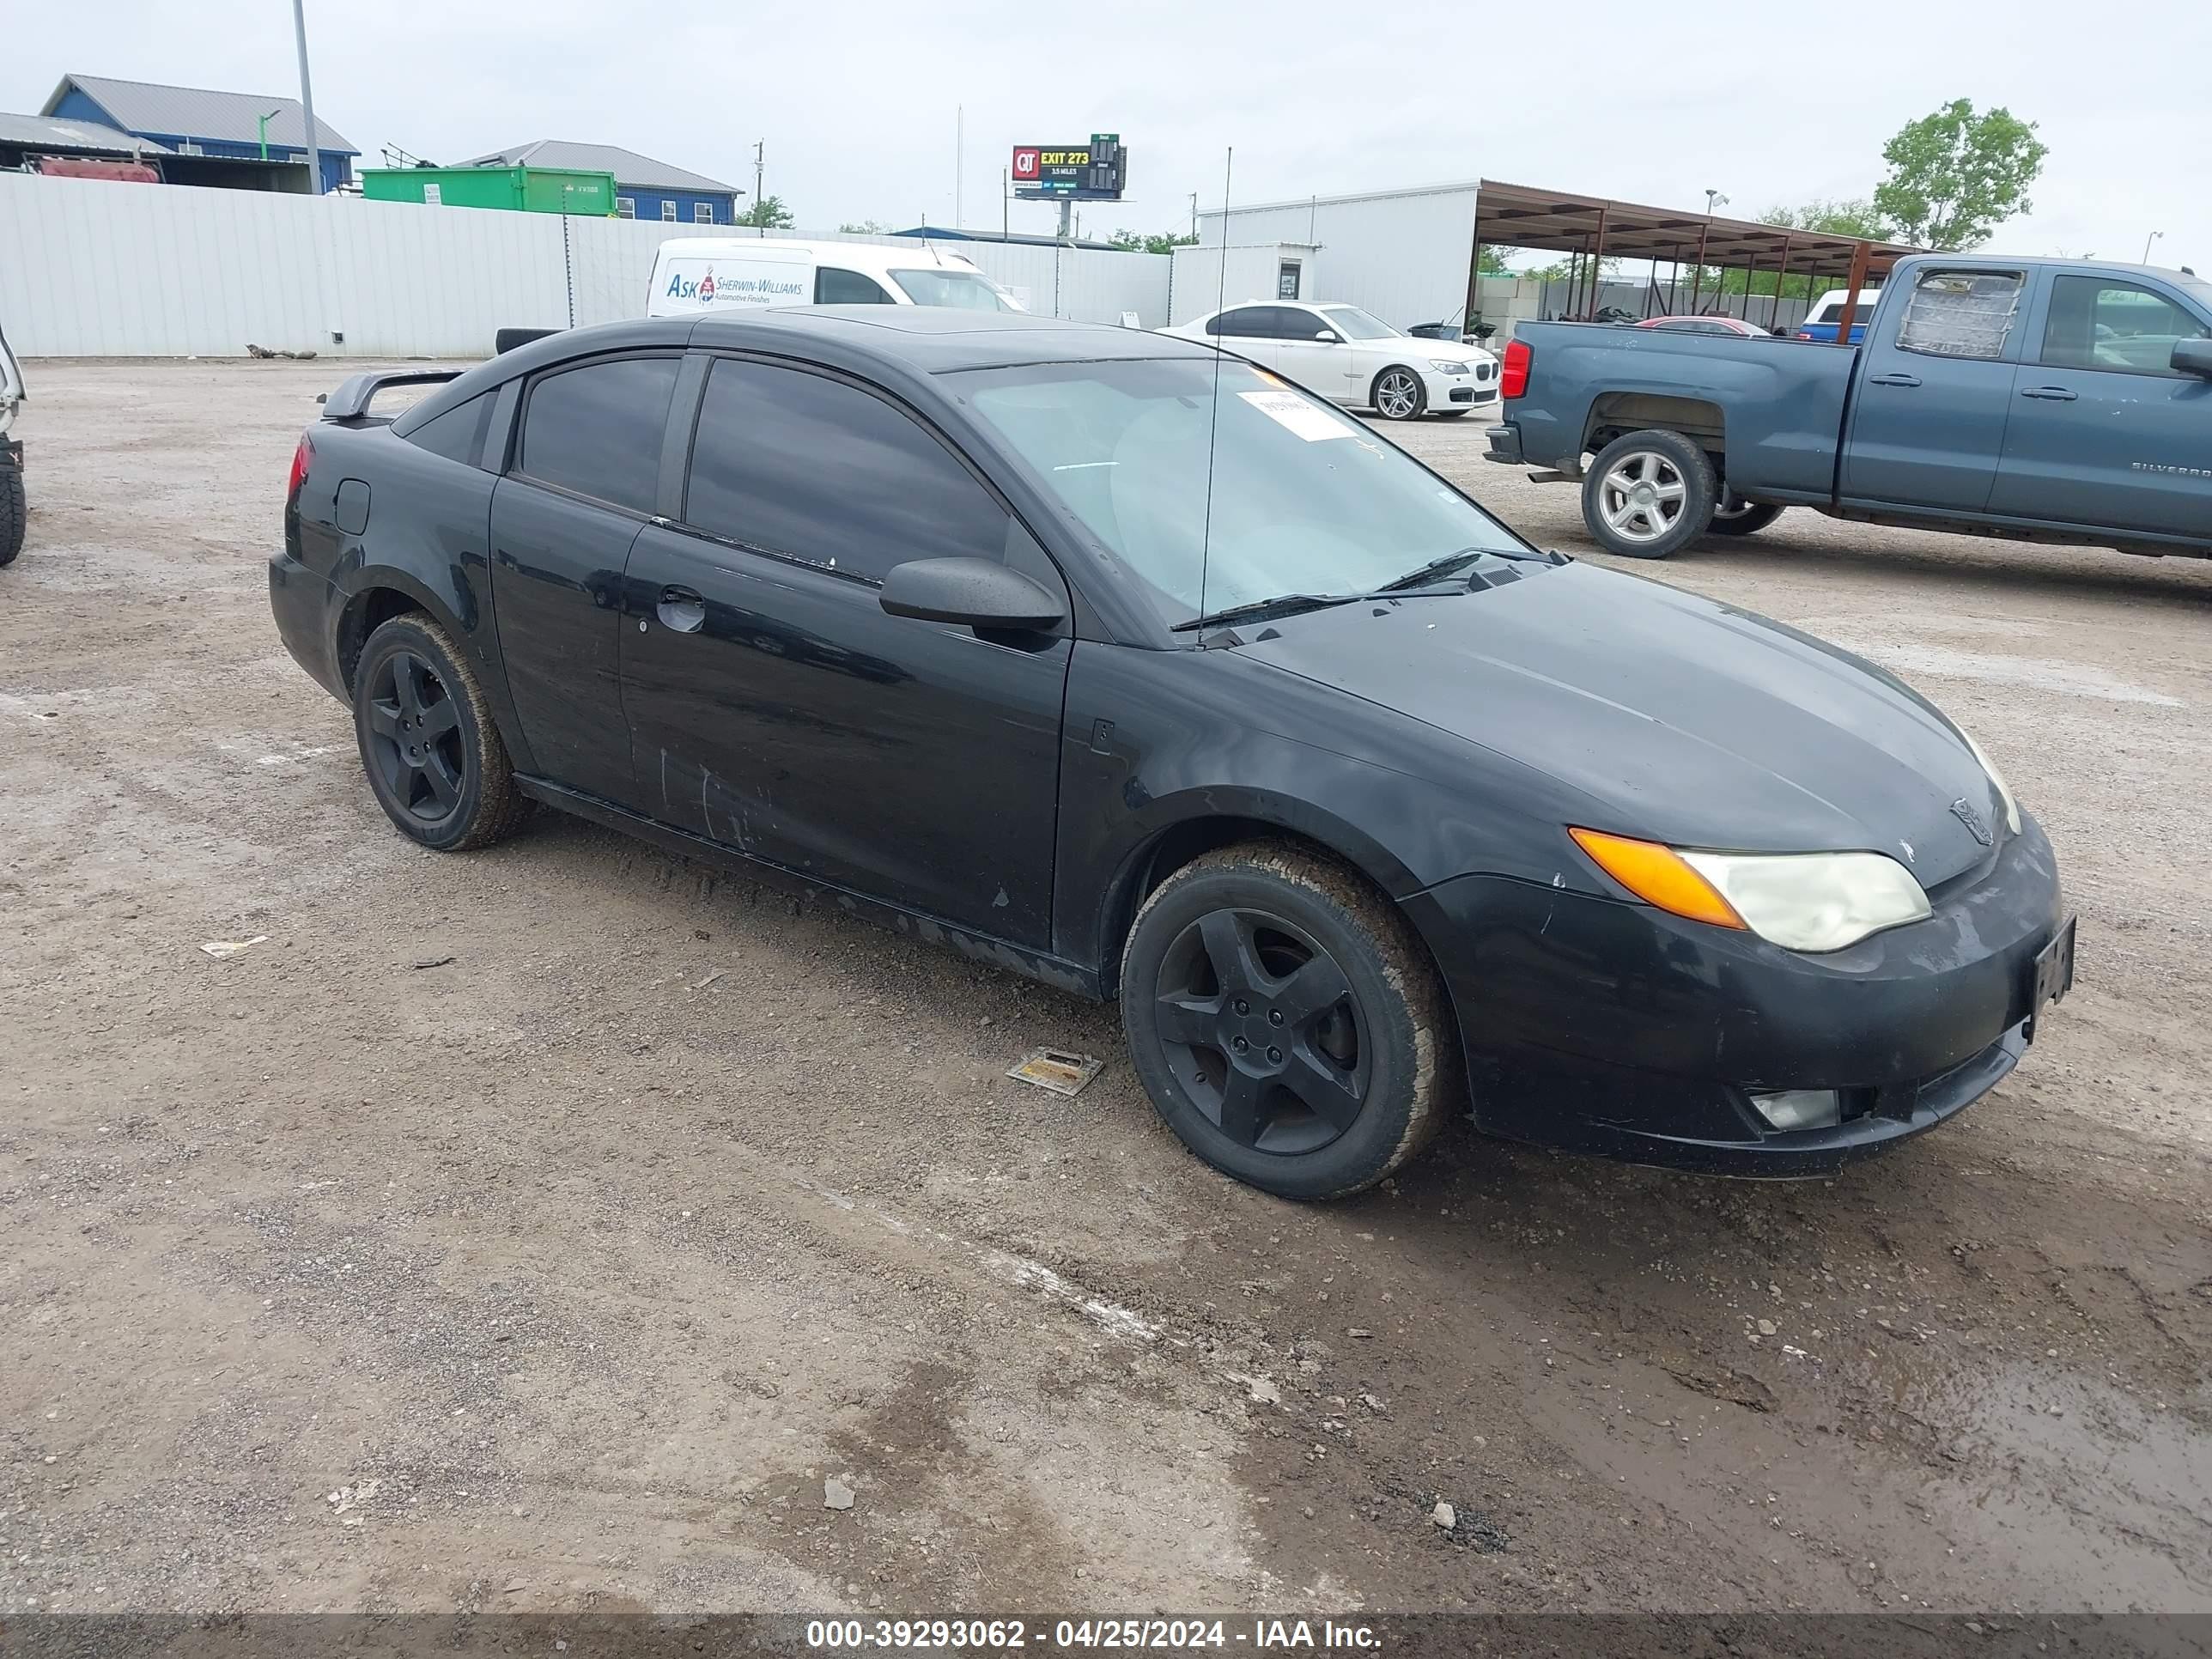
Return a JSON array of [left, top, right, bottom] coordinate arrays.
[[404, 392, 494, 468]]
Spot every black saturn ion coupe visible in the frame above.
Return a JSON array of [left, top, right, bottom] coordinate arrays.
[[270, 307, 2073, 1200]]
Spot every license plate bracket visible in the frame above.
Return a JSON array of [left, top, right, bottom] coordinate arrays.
[[2024, 916, 2076, 1043]]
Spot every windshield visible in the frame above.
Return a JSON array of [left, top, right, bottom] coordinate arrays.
[[960, 357, 1533, 629], [890, 269, 1018, 311], [1319, 306, 1399, 340]]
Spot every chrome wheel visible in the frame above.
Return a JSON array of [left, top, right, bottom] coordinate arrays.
[[1597, 451, 1688, 544], [1374, 369, 1422, 421]]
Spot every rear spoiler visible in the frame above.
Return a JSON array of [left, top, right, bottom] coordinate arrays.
[[319, 368, 465, 422]]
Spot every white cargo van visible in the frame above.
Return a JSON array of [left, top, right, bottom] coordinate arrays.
[[645, 238, 1024, 318]]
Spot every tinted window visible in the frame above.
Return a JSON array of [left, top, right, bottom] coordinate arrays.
[[1894, 270, 2023, 361], [1207, 307, 1273, 338], [406, 391, 493, 467], [519, 356, 680, 514], [816, 266, 893, 305], [683, 360, 1009, 583], [1273, 308, 1334, 340], [2040, 276, 2209, 375]]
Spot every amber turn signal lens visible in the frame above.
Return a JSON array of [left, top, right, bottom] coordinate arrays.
[[1569, 828, 1747, 931]]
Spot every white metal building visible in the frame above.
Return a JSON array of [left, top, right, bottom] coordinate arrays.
[[1194, 179, 1482, 331]]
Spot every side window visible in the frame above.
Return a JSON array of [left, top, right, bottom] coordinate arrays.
[[2040, 276, 2209, 376], [616, 197, 635, 219], [1276, 307, 1329, 340], [815, 266, 894, 305], [659, 201, 677, 222], [405, 391, 493, 468], [518, 356, 681, 514], [693, 203, 714, 224], [683, 359, 1011, 584], [1894, 270, 2024, 361], [1208, 307, 1270, 338]]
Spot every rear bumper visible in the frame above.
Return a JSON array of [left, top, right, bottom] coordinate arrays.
[[267, 551, 348, 701], [1404, 817, 2069, 1175], [1484, 422, 1524, 465]]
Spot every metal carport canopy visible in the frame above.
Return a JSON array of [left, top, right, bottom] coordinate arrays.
[[1469, 178, 1925, 324]]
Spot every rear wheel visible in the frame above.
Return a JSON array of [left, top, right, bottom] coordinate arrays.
[[1120, 842, 1455, 1200], [352, 613, 532, 851], [1582, 428, 1717, 559], [0, 459, 23, 568], [1707, 491, 1784, 537], [1370, 367, 1428, 422]]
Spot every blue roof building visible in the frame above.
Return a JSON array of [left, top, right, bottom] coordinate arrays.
[[41, 73, 356, 196]]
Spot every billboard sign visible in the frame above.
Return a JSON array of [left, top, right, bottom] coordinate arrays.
[[1011, 134, 1126, 201]]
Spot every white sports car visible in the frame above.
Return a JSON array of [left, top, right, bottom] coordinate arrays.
[[1161, 301, 1499, 422]]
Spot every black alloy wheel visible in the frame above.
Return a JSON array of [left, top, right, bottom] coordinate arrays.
[[1152, 907, 1370, 1155], [1121, 842, 1454, 1199], [351, 612, 532, 852]]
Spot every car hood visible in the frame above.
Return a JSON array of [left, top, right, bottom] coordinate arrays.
[[1401, 339, 1494, 367], [1233, 561, 2005, 887]]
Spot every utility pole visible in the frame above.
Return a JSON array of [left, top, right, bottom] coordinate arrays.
[[1189, 191, 1198, 240], [753, 139, 765, 234], [1001, 168, 1008, 239], [291, 0, 324, 193]]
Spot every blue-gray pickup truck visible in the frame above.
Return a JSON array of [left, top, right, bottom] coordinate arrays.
[[1486, 253, 2212, 561]]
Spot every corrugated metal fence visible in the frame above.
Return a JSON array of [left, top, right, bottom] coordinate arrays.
[[0, 173, 1173, 357]]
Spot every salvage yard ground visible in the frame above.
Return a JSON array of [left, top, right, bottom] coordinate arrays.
[[3, 360, 2209, 1617]]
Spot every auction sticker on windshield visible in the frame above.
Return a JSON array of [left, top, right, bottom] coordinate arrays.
[[1239, 390, 1352, 441]]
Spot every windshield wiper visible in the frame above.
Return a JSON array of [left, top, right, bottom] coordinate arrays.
[[1170, 583, 1475, 634], [1377, 546, 1553, 591]]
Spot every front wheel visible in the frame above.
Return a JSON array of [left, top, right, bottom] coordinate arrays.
[[352, 612, 533, 851], [1581, 428, 1718, 559], [1119, 843, 1455, 1200], [1706, 492, 1784, 537], [0, 459, 23, 568], [1370, 367, 1428, 422]]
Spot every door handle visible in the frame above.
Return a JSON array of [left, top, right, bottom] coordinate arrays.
[[1868, 373, 1922, 388], [2020, 386, 2079, 401], [656, 586, 706, 634]]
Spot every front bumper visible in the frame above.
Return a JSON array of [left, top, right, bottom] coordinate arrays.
[[1424, 368, 1499, 409], [1402, 817, 2069, 1175]]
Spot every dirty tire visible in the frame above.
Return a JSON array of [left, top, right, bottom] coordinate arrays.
[[1120, 842, 1455, 1200], [0, 462, 23, 568], [1706, 493, 1784, 537], [1370, 366, 1428, 422], [352, 613, 532, 852], [1582, 428, 1717, 559]]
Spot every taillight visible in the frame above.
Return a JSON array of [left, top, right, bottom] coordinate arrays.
[[286, 432, 314, 503], [1500, 339, 1532, 399]]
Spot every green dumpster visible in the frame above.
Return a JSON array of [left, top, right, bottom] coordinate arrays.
[[361, 165, 617, 216]]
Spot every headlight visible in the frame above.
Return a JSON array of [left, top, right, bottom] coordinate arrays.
[[1571, 828, 1931, 953], [1952, 725, 2021, 835], [1428, 358, 1471, 374]]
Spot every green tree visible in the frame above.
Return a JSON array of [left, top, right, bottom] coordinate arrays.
[[736, 194, 797, 230], [1476, 245, 1514, 276], [1109, 228, 1199, 254], [1874, 100, 2047, 250], [1760, 198, 1893, 240], [838, 218, 892, 234]]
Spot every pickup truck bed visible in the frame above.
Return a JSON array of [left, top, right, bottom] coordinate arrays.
[[1487, 253, 2212, 562]]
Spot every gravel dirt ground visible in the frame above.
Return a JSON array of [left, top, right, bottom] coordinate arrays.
[[3, 361, 2209, 1621]]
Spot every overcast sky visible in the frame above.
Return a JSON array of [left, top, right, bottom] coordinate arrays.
[[9, 0, 2205, 270]]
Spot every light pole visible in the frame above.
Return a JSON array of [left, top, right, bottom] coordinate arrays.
[[2143, 230, 2164, 264], [291, 0, 324, 193], [1705, 189, 1729, 216]]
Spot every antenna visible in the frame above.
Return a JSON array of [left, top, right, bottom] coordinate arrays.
[[1194, 145, 1233, 641]]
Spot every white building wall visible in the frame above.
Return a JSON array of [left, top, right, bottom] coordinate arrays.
[[0, 173, 1173, 358], [1165, 243, 1315, 325], [1200, 183, 1481, 332]]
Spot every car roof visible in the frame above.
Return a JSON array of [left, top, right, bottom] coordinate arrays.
[[691, 306, 1215, 372]]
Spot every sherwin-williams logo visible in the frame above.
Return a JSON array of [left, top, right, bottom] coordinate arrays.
[[665, 266, 806, 306]]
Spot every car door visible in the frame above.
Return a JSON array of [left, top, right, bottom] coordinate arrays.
[[489, 352, 683, 805], [1270, 306, 1357, 403], [1205, 306, 1285, 374], [619, 355, 1073, 946], [1986, 271, 2212, 538], [1839, 265, 2031, 513]]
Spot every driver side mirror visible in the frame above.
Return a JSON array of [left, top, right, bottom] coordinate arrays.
[[880, 556, 1065, 632], [2172, 337, 2212, 379]]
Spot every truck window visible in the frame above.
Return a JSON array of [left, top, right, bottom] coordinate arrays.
[[2039, 277, 2209, 377], [1894, 270, 2024, 361]]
